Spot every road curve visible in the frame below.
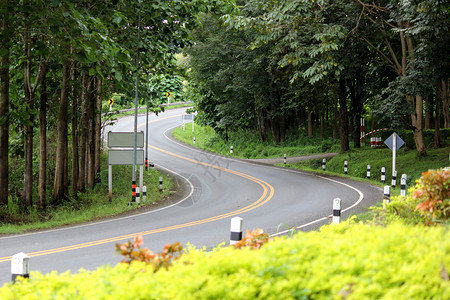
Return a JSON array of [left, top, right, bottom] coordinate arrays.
[[0, 107, 382, 285]]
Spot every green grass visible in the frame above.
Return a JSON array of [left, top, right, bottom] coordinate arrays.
[[173, 122, 449, 201], [172, 123, 339, 158], [0, 153, 173, 235], [284, 146, 449, 186]]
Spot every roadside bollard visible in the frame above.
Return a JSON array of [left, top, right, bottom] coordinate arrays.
[[193, 137, 196, 144], [322, 158, 326, 171], [383, 186, 390, 208], [142, 186, 147, 202], [367, 164, 371, 179], [136, 187, 140, 204], [230, 217, 243, 245], [284, 154, 287, 166], [230, 146, 233, 154], [11, 252, 30, 283], [159, 176, 163, 192], [333, 198, 341, 224], [392, 170, 397, 188], [344, 160, 348, 174], [150, 162, 154, 168], [400, 174, 407, 197], [381, 167, 386, 183]]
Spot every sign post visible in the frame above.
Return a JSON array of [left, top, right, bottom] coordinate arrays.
[[108, 98, 113, 112], [166, 91, 171, 104], [384, 132, 405, 176], [108, 131, 145, 202]]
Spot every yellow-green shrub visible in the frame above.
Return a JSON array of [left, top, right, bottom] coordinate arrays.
[[1, 221, 449, 299]]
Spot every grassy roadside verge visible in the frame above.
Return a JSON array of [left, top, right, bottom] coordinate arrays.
[[0, 153, 174, 235], [172, 122, 340, 158], [1, 104, 193, 234], [173, 122, 449, 203]]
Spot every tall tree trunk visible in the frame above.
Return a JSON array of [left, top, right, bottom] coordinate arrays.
[[87, 76, 96, 188], [0, 0, 10, 206], [307, 107, 313, 137], [53, 57, 70, 203], [23, 18, 34, 209], [71, 62, 79, 197], [38, 61, 47, 209], [409, 94, 426, 156], [320, 106, 325, 139], [95, 76, 102, 175], [339, 77, 349, 152], [424, 96, 431, 130], [333, 90, 338, 139], [434, 82, 441, 148], [442, 79, 449, 128], [78, 71, 89, 192]]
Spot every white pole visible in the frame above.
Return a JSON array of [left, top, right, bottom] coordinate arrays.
[[392, 170, 397, 188], [383, 186, 390, 208], [230, 217, 243, 245], [344, 160, 348, 174], [322, 158, 326, 171], [367, 164, 371, 179], [381, 167, 386, 183], [11, 252, 30, 283], [136, 187, 140, 204], [142, 186, 147, 202], [139, 165, 143, 201], [401, 174, 407, 197], [392, 132, 397, 176], [333, 198, 341, 224], [108, 165, 112, 202]]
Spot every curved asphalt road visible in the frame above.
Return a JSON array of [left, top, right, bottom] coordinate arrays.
[[0, 107, 382, 285]]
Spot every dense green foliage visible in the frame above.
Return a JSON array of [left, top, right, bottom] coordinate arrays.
[[1, 221, 448, 299], [0, 153, 173, 234], [184, 0, 449, 156], [173, 122, 339, 158]]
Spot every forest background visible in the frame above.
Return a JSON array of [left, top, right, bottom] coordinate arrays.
[[0, 0, 448, 219]]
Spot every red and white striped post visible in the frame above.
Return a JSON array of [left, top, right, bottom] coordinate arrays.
[[360, 118, 365, 146]]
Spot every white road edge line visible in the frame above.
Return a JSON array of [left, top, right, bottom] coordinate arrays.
[[0, 161, 195, 241], [164, 124, 365, 238]]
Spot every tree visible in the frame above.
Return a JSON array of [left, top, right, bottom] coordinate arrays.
[[0, 0, 11, 206], [353, 0, 449, 155]]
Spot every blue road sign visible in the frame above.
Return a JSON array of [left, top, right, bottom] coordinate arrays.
[[384, 132, 405, 151]]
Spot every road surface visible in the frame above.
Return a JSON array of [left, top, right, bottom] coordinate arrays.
[[0, 107, 381, 285]]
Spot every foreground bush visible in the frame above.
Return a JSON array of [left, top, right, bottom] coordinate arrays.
[[372, 168, 449, 226], [1, 221, 449, 299]]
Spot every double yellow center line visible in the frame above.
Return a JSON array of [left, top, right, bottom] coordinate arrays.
[[0, 114, 274, 263]]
